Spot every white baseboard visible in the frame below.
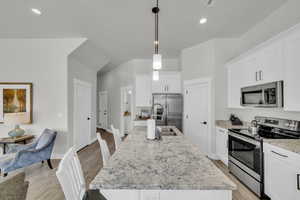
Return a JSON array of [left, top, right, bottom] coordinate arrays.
[[208, 153, 219, 160]]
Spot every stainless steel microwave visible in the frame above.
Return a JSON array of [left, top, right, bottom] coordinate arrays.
[[241, 81, 283, 108]]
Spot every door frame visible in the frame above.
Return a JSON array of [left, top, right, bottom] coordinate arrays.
[[183, 77, 214, 158], [120, 86, 134, 135], [73, 78, 92, 151], [98, 90, 108, 130]]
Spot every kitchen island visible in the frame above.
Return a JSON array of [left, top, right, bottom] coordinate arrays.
[[90, 126, 236, 200]]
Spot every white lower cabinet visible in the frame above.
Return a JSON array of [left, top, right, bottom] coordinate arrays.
[[264, 143, 300, 200], [102, 190, 232, 200], [101, 190, 140, 200], [215, 127, 228, 166], [140, 191, 160, 200]]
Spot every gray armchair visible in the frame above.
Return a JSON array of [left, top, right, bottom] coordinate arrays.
[[0, 129, 57, 176]]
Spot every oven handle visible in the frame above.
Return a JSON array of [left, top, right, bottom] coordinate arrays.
[[297, 174, 300, 190], [271, 150, 288, 158], [229, 131, 260, 146]]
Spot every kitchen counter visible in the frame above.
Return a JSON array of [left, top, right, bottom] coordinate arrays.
[[263, 139, 300, 155], [216, 120, 249, 130], [90, 126, 236, 191]]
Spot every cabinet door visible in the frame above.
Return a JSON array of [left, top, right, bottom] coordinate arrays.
[[216, 127, 228, 166], [136, 75, 152, 107], [227, 62, 244, 108], [257, 41, 284, 84], [265, 150, 300, 200], [152, 79, 165, 93], [240, 54, 260, 87], [283, 31, 300, 111], [164, 73, 181, 93]]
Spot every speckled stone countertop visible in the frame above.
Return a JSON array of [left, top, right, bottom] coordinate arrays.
[[264, 139, 300, 155], [216, 120, 250, 130], [90, 126, 236, 191]]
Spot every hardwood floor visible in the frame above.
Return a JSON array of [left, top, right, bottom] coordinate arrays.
[[1, 129, 259, 200]]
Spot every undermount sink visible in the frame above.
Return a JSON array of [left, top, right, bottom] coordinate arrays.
[[157, 127, 178, 136]]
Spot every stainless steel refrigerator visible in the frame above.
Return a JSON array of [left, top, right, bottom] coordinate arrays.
[[152, 94, 183, 131]]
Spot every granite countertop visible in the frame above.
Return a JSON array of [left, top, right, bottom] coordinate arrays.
[[263, 139, 300, 155], [90, 126, 236, 191], [216, 120, 249, 130]]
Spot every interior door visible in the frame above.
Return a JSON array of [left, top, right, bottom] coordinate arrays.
[[99, 91, 108, 129], [74, 80, 92, 151], [184, 82, 209, 155]]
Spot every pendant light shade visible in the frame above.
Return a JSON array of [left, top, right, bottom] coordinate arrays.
[[153, 70, 159, 81], [153, 54, 162, 70]]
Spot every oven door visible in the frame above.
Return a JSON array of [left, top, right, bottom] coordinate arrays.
[[228, 132, 262, 180], [241, 89, 264, 106]]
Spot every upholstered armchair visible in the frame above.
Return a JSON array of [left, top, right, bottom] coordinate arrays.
[[0, 129, 57, 176]]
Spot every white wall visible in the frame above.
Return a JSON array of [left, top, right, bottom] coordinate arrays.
[[68, 56, 98, 148], [181, 40, 215, 81], [98, 59, 180, 130], [0, 38, 84, 157]]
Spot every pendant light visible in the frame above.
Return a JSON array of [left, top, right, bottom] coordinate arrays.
[[152, 0, 162, 72]]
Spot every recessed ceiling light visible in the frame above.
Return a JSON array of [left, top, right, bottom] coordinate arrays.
[[31, 8, 42, 15], [199, 17, 207, 24]]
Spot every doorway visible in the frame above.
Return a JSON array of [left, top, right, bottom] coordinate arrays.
[[120, 86, 133, 135], [184, 78, 212, 156], [73, 79, 92, 151], [99, 91, 108, 130]]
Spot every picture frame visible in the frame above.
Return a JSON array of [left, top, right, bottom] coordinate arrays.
[[0, 82, 33, 124]]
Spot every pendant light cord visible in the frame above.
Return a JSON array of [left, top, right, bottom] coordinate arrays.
[[154, 0, 159, 54]]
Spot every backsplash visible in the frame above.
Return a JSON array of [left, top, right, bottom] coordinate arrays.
[[228, 108, 300, 122]]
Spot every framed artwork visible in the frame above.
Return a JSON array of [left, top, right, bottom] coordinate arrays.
[[0, 83, 33, 124]]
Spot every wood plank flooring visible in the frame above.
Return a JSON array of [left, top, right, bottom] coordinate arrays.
[[1, 129, 259, 200]]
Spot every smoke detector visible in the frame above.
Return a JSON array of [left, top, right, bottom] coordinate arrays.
[[206, 0, 214, 7]]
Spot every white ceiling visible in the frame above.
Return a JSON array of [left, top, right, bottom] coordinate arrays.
[[0, 0, 287, 69]]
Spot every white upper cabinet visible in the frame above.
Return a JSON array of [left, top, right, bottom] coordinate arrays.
[[283, 30, 300, 111], [136, 74, 152, 107], [226, 24, 300, 111], [152, 72, 181, 94], [257, 41, 284, 84], [235, 41, 284, 88]]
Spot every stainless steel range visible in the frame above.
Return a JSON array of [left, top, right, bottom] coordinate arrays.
[[228, 116, 300, 198]]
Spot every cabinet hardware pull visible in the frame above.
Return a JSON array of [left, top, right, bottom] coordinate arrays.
[[271, 150, 288, 158], [297, 174, 300, 190], [260, 70, 263, 81], [255, 71, 258, 81]]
